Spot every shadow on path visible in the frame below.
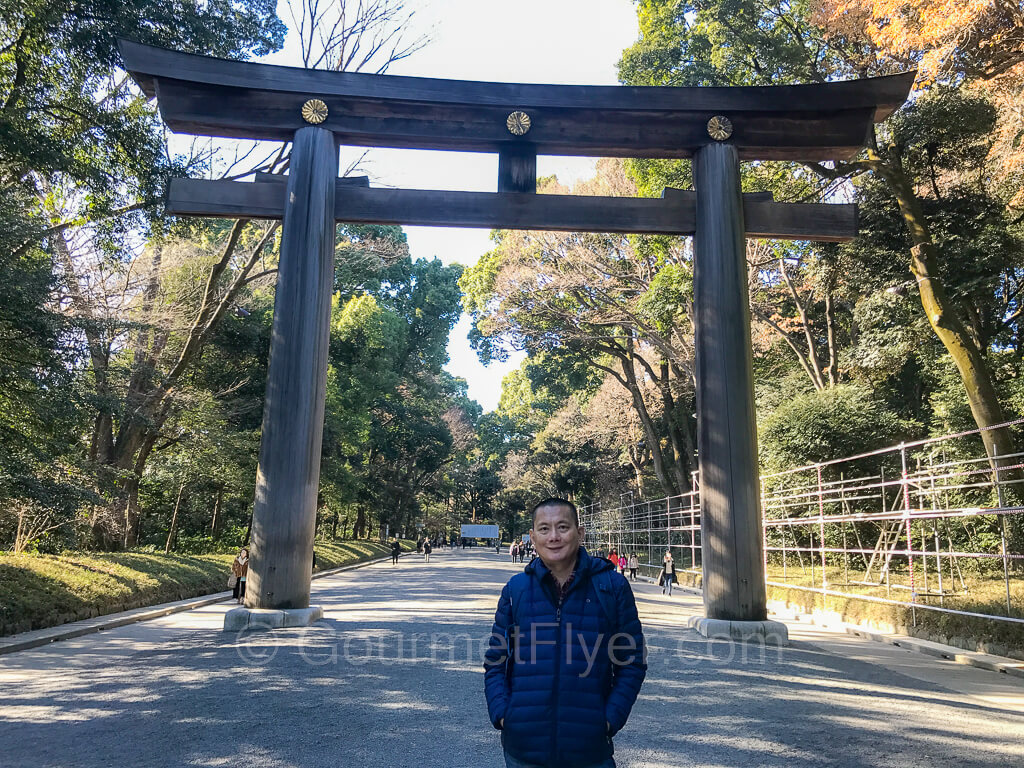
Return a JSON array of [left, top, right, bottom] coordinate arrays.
[[1, 549, 1021, 768]]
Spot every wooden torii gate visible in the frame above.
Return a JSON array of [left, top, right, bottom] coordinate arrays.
[[120, 40, 912, 635]]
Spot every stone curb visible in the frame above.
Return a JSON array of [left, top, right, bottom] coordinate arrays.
[[842, 625, 1024, 680], [767, 600, 1024, 682], [639, 584, 1023, 681], [0, 552, 396, 657]]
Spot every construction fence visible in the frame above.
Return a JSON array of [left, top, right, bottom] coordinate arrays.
[[579, 419, 1024, 627]]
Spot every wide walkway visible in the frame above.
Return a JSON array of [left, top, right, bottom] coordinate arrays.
[[2, 548, 1022, 767]]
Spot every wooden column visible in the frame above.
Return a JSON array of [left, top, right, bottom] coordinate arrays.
[[246, 126, 337, 609], [692, 142, 768, 621], [497, 145, 537, 193]]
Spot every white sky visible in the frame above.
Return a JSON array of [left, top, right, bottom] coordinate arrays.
[[256, 1, 641, 411]]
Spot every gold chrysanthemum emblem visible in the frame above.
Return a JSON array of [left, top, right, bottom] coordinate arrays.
[[707, 115, 733, 141], [301, 99, 329, 124], [506, 111, 532, 136]]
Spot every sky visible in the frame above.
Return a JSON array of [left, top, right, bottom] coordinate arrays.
[[267, 0, 642, 411]]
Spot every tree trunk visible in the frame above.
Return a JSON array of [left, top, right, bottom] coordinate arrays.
[[122, 432, 158, 548], [210, 483, 224, 538], [824, 285, 839, 386], [880, 155, 1017, 471], [779, 256, 826, 389], [657, 361, 693, 492], [619, 354, 678, 497], [165, 482, 185, 554]]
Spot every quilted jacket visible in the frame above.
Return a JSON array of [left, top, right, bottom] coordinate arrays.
[[484, 547, 647, 767]]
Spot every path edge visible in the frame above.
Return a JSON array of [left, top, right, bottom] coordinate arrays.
[[0, 553, 393, 656]]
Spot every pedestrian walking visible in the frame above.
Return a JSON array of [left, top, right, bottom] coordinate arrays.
[[660, 551, 677, 596], [627, 553, 638, 581], [423, 539, 432, 563], [391, 538, 402, 564], [617, 554, 626, 575], [518, 543, 526, 563], [510, 542, 519, 562], [231, 548, 249, 605], [485, 497, 646, 768]]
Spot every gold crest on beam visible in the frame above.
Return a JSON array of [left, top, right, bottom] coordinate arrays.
[[506, 111, 532, 136], [302, 99, 329, 125], [707, 115, 733, 141]]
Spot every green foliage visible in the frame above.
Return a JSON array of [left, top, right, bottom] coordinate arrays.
[[639, 262, 691, 333], [760, 384, 911, 470], [0, 0, 284, 190], [0, 0, 288, 554]]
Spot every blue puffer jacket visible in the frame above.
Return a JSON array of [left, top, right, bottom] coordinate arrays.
[[484, 547, 647, 767]]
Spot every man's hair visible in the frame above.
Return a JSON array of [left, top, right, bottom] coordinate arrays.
[[531, 497, 579, 526]]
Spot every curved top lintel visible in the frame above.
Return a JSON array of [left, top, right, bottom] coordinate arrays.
[[119, 40, 914, 160]]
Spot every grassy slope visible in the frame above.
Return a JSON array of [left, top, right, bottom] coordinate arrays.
[[0, 539, 413, 637]]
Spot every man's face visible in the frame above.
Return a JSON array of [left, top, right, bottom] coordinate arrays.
[[530, 504, 584, 570]]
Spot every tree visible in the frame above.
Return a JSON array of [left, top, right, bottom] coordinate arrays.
[[0, 0, 285, 250], [462, 161, 699, 498], [815, 0, 1024, 82], [319, 254, 465, 540], [617, 0, 1022, 472]]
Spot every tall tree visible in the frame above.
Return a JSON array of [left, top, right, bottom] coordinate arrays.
[[618, 0, 1022, 470], [462, 161, 697, 497]]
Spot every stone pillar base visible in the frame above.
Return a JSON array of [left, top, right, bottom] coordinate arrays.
[[222, 606, 323, 632], [688, 615, 789, 646]]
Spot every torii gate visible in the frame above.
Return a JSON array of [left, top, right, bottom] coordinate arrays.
[[120, 40, 912, 637]]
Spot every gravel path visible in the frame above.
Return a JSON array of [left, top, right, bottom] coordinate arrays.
[[2, 547, 1022, 767]]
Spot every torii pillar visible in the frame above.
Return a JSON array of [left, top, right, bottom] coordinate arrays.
[[687, 142, 788, 645], [225, 125, 337, 630]]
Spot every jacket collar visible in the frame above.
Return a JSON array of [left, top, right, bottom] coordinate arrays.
[[524, 546, 612, 582]]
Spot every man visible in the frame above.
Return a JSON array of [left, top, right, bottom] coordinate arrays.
[[484, 498, 646, 768], [390, 538, 402, 565]]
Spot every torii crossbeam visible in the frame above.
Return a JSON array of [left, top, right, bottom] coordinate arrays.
[[120, 40, 913, 637]]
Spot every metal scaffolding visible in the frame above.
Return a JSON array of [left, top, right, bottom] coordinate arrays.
[[579, 473, 702, 582], [580, 420, 1024, 626]]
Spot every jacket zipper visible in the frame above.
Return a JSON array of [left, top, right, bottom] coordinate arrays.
[[552, 600, 563, 763]]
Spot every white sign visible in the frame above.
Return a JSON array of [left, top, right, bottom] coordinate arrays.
[[460, 524, 500, 539]]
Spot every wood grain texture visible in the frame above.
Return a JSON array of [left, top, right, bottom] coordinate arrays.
[[498, 146, 537, 193], [254, 172, 368, 187], [121, 40, 914, 161], [165, 179, 858, 241], [693, 142, 769, 622], [246, 127, 337, 611]]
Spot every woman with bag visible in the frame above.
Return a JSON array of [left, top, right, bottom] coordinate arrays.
[[660, 550, 677, 596], [231, 548, 249, 604]]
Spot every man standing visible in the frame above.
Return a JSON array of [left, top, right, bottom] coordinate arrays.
[[484, 498, 646, 768]]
